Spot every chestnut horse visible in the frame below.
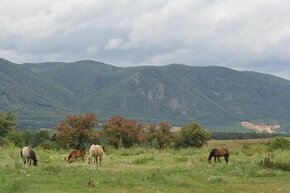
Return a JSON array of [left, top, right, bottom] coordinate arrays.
[[67, 148, 85, 164], [208, 148, 229, 164]]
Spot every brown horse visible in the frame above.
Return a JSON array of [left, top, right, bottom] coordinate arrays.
[[208, 148, 229, 164], [67, 148, 85, 163]]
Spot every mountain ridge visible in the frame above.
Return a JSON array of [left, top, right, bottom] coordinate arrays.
[[1, 58, 290, 132]]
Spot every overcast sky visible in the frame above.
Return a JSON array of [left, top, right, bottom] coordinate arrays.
[[1, 0, 290, 80]]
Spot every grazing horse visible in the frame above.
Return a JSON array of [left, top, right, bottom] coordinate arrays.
[[208, 148, 229, 164], [67, 148, 85, 163], [88, 144, 104, 165], [21, 147, 38, 166]]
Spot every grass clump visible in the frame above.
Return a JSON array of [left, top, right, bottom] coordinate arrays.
[[261, 157, 290, 172], [133, 156, 154, 164], [267, 138, 290, 150]]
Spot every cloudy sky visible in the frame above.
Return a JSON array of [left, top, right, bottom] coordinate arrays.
[[1, 0, 290, 80]]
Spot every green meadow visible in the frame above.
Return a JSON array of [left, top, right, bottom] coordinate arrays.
[[1, 138, 290, 193]]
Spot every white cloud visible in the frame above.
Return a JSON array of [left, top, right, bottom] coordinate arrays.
[[104, 38, 124, 50], [1, 0, 290, 79]]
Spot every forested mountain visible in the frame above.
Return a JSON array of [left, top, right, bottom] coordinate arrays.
[[1, 58, 290, 131]]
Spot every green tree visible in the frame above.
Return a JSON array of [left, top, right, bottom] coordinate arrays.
[[56, 113, 99, 149], [0, 111, 17, 138], [174, 122, 211, 148], [4, 130, 24, 147], [146, 122, 173, 149]]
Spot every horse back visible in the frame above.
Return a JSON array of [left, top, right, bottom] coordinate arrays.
[[21, 147, 31, 158], [68, 149, 85, 160], [211, 148, 229, 157]]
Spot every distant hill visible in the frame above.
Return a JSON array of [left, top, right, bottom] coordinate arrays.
[[1, 58, 290, 132]]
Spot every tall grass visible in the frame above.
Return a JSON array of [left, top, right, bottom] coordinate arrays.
[[1, 139, 290, 193]]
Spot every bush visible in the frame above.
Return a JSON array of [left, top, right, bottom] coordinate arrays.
[[4, 130, 24, 147], [103, 115, 145, 148], [174, 122, 211, 148], [145, 122, 173, 149], [267, 137, 290, 150], [0, 111, 17, 138]]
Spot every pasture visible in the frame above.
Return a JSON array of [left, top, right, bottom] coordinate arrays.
[[1, 138, 290, 193]]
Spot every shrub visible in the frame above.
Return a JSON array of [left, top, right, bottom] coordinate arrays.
[[145, 122, 173, 149], [0, 111, 16, 138], [4, 130, 24, 147], [103, 115, 145, 148], [267, 137, 290, 150], [174, 122, 211, 148]]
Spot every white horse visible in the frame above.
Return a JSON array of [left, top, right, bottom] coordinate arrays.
[[88, 144, 104, 165], [21, 147, 38, 166]]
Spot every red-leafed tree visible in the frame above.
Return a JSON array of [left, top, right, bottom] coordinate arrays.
[[56, 113, 99, 149], [103, 115, 145, 148], [146, 122, 173, 149]]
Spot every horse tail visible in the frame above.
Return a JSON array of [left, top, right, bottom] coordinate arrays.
[[20, 150, 23, 158]]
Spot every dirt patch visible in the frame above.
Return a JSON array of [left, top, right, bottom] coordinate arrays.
[[241, 121, 280, 133]]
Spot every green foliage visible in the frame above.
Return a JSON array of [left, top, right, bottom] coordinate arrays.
[[260, 157, 290, 172], [23, 130, 59, 149], [174, 122, 211, 148], [0, 111, 16, 138], [211, 132, 290, 140], [145, 122, 173, 149], [4, 130, 24, 147], [267, 137, 290, 150]]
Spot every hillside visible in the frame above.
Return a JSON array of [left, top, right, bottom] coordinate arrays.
[[0, 58, 77, 127], [1, 58, 290, 131]]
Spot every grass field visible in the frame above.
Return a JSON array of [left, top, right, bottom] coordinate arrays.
[[1, 138, 290, 193]]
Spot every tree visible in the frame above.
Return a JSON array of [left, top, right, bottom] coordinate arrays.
[[56, 113, 98, 149], [103, 115, 145, 148], [174, 122, 211, 148], [0, 111, 16, 138], [146, 122, 173, 149]]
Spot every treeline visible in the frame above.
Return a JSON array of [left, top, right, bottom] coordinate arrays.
[[1, 111, 289, 150], [211, 132, 290, 140], [0, 112, 210, 150]]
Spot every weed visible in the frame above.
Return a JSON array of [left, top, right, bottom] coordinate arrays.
[[133, 156, 154, 164]]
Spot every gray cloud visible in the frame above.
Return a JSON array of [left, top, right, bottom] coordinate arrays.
[[0, 0, 290, 79]]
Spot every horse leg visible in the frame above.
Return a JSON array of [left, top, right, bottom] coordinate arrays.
[[82, 156, 85, 163], [217, 157, 221, 163], [225, 156, 229, 164], [95, 156, 98, 165], [214, 157, 217, 163]]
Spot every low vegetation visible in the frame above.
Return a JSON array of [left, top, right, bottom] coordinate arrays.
[[1, 138, 290, 193], [1, 111, 290, 192]]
